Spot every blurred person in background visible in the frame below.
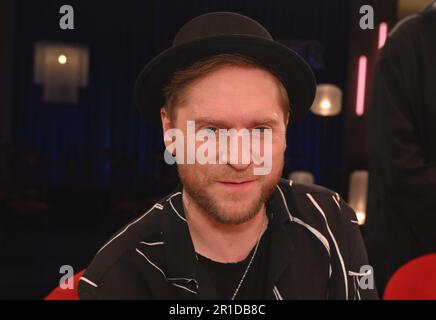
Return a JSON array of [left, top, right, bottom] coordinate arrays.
[[365, 0, 436, 295]]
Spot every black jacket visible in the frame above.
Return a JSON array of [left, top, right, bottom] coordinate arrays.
[[365, 3, 436, 294], [79, 179, 378, 300]]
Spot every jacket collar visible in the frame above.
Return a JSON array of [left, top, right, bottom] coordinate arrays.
[[162, 183, 198, 285], [263, 184, 297, 297]]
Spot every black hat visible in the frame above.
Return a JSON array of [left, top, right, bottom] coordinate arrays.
[[135, 12, 316, 126]]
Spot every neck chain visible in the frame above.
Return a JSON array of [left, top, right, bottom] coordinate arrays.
[[231, 216, 267, 300], [183, 194, 268, 300]]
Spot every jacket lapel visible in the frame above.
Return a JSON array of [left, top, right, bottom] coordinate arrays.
[[264, 185, 298, 299], [162, 184, 200, 295]]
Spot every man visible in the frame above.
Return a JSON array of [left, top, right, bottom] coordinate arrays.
[[365, 1, 436, 294], [79, 12, 377, 300]]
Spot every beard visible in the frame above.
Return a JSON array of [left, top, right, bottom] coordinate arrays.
[[177, 163, 283, 225]]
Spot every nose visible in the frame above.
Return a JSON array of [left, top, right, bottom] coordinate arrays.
[[220, 134, 252, 171]]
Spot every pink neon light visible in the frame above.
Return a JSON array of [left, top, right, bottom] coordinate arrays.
[[378, 22, 388, 49], [356, 55, 367, 116]]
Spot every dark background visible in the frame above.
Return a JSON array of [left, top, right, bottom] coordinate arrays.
[[0, 0, 397, 299]]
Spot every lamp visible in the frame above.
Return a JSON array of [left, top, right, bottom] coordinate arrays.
[[310, 84, 342, 116], [310, 84, 342, 185], [289, 171, 315, 185], [348, 170, 368, 225], [33, 42, 89, 104]]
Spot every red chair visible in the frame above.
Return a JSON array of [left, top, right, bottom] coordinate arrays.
[[45, 270, 85, 300], [384, 254, 436, 300]]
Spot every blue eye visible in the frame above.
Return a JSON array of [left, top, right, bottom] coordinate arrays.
[[205, 127, 218, 133], [253, 127, 268, 133]]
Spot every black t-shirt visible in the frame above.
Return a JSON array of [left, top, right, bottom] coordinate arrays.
[[197, 220, 271, 300]]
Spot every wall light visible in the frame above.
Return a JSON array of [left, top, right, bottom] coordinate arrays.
[[310, 84, 342, 117], [289, 171, 315, 185], [33, 42, 89, 104], [355, 55, 367, 116], [348, 170, 369, 225], [378, 22, 388, 49], [58, 54, 67, 64]]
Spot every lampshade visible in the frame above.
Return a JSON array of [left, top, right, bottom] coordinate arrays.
[[348, 170, 368, 225], [33, 42, 89, 104], [310, 84, 342, 116], [289, 171, 315, 185]]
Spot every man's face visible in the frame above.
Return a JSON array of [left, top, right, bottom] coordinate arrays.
[[161, 66, 288, 225]]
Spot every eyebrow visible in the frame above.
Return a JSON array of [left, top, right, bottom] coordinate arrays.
[[193, 117, 280, 128]]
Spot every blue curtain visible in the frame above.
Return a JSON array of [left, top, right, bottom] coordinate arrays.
[[12, 0, 350, 195]]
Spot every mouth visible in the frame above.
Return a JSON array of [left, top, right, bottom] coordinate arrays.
[[216, 179, 256, 189]]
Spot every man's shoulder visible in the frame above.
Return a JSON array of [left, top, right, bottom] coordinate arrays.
[[275, 178, 351, 224], [99, 201, 166, 255], [278, 178, 338, 196], [79, 197, 170, 290], [277, 178, 341, 203], [389, 14, 423, 40]]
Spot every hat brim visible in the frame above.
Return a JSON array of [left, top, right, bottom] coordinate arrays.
[[135, 35, 316, 127]]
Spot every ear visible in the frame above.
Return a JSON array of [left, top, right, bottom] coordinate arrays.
[[161, 107, 173, 150], [284, 111, 290, 151]]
